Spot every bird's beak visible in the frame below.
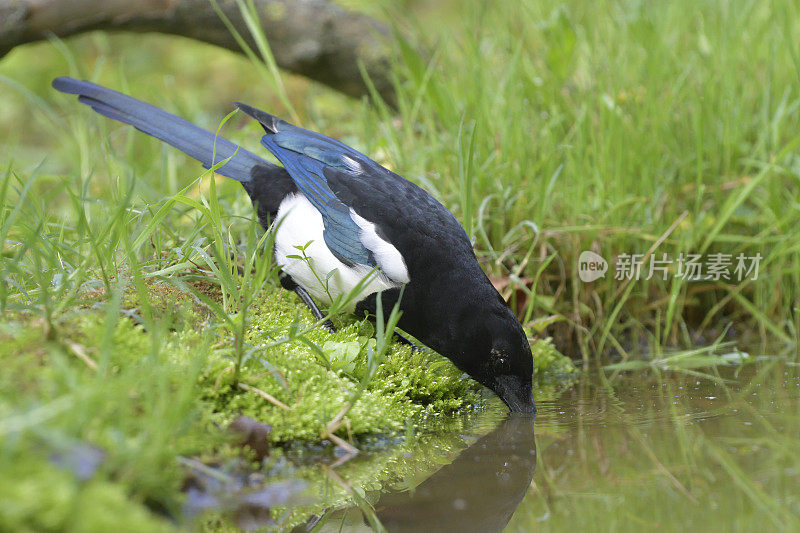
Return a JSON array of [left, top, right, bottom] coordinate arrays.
[[494, 376, 536, 415], [506, 394, 536, 415]]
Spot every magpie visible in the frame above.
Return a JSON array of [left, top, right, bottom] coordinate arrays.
[[52, 77, 536, 414]]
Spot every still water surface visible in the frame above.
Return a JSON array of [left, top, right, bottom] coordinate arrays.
[[309, 361, 799, 532]]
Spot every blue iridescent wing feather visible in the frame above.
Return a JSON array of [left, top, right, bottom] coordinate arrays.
[[259, 130, 377, 267]]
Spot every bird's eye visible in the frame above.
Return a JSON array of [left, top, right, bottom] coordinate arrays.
[[490, 348, 510, 373]]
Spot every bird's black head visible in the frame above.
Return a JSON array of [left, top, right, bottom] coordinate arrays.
[[458, 303, 536, 414]]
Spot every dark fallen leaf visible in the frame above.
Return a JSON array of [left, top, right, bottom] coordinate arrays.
[[490, 275, 535, 317], [228, 415, 272, 462]]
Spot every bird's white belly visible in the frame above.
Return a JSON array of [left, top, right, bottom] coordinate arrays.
[[273, 194, 401, 309]]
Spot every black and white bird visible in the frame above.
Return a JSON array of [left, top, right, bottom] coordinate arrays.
[[52, 77, 536, 414]]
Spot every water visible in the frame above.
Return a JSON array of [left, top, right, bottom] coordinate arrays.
[[376, 414, 535, 532], [303, 361, 800, 531], [508, 362, 800, 531]]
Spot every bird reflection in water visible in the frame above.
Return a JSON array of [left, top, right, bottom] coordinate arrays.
[[297, 414, 536, 532]]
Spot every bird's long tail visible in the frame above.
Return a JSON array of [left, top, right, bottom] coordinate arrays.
[[52, 77, 273, 182]]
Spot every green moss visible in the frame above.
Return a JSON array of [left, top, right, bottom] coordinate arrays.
[[531, 336, 580, 381], [200, 300, 482, 441], [199, 283, 571, 443], [0, 453, 174, 533], [0, 307, 220, 529], [0, 278, 574, 531]]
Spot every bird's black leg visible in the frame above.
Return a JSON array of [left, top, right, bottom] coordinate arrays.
[[280, 272, 336, 333], [393, 330, 422, 352], [294, 285, 336, 333]]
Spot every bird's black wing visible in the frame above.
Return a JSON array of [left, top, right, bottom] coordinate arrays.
[[235, 103, 383, 270], [322, 165, 476, 271]]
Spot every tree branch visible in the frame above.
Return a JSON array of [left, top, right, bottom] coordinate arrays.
[[0, 0, 395, 102]]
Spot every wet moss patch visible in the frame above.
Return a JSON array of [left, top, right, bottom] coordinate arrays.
[[0, 278, 574, 530], [201, 288, 485, 443]]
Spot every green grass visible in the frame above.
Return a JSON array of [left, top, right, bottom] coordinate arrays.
[[1, 0, 799, 529], [382, 0, 800, 360], [2, 3, 799, 350], [5, 0, 797, 357]]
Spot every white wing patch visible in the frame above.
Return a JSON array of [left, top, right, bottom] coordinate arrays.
[[349, 208, 410, 283], [274, 194, 405, 309], [341, 155, 361, 173]]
